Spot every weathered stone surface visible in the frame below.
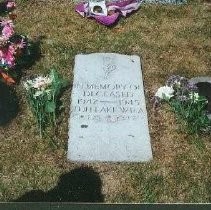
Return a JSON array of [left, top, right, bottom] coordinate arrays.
[[68, 53, 152, 162]]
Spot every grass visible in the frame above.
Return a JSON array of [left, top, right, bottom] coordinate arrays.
[[0, 0, 211, 203]]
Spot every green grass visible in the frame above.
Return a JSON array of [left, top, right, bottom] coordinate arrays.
[[0, 0, 210, 203]]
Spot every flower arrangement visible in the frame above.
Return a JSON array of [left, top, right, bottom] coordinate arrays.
[[0, 0, 29, 84], [23, 69, 68, 137], [153, 75, 211, 134]]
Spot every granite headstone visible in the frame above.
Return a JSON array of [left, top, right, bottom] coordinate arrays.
[[68, 53, 152, 162]]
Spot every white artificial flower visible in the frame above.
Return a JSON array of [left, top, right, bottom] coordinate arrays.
[[23, 80, 33, 90], [1, 58, 5, 65], [0, 36, 7, 42], [175, 81, 181, 87], [45, 89, 52, 99], [45, 89, 52, 95], [23, 82, 30, 90], [0, 36, 8, 47], [155, 86, 174, 100], [189, 92, 201, 103], [33, 90, 44, 98], [32, 76, 52, 90]]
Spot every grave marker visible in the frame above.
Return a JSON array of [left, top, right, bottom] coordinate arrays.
[[68, 53, 152, 162]]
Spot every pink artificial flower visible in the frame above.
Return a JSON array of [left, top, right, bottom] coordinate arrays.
[[0, 49, 4, 60], [0, 19, 13, 27], [0, 47, 15, 67], [6, 1, 16, 9], [8, 44, 16, 54], [1, 21, 15, 38], [5, 50, 15, 67], [16, 38, 26, 49]]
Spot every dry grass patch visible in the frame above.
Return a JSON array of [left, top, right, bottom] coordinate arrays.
[[0, 0, 210, 203]]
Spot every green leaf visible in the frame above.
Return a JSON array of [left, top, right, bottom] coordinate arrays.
[[50, 68, 59, 82], [49, 68, 69, 92], [45, 101, 56, 113]]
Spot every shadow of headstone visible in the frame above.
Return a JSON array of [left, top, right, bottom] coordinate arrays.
[[0, 82, 19, 126], [189, 77, 211, 119], [13, 167, 104, 202], [197, 82, 211, 113]]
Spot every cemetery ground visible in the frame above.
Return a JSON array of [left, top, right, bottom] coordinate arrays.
[[0, 0, 211, 203]]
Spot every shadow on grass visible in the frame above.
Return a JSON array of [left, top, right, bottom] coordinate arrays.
[[0, 82, 19, 126], [0, 36, 44, 125], [13, 167, 104, 202], [14, 35, 45, 83], [0, 2, 9, 17]]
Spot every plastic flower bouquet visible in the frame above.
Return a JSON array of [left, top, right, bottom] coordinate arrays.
[[153, 75, 211, 134], [23, 69, 68, 137], [0, 0, 29, 84]]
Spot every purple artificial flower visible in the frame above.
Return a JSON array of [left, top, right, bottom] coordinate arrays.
[[187, 82, 198, 92], [177, 95, 189, 102], [166, 75, 189, 89], [166, 75, 181, 87]]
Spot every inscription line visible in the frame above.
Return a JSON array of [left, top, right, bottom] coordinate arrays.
[[99, 100, 118, 103]]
